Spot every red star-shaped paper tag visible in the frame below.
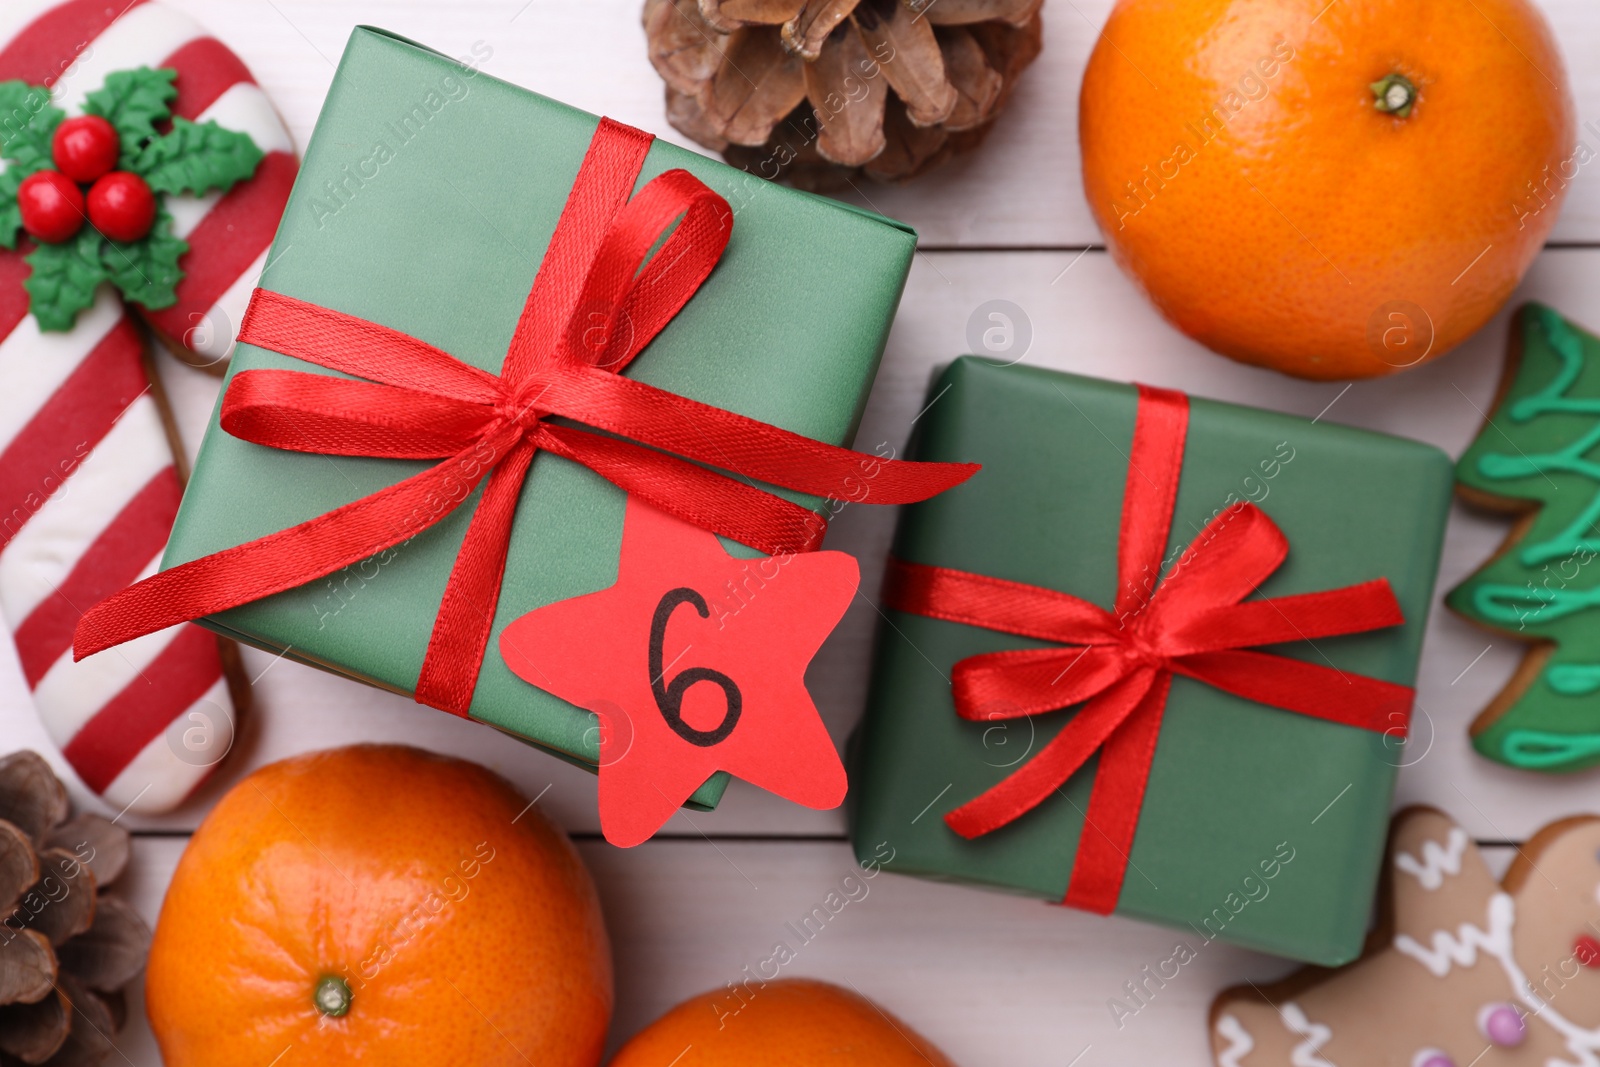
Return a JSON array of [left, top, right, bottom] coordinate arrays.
[[500, 497, 857, 846]]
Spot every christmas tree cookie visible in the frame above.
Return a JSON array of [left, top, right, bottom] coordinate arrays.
[[1209, 808, 1600, 1066], [1449, 304, 1600, 772]]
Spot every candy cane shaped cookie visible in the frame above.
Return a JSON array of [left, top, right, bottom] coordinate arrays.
[[0, 0, 296, 812]]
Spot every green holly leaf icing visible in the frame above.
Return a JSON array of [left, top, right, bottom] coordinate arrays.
[[134, 117, 263, 198], [0, 81, 65, 249], [82, 66, 176, 159], [0, 82, 43, 148], [0, 80, 64, 253], [0, 81, 64, 171], [0, 66, 261, 330], [0, 168, 26, 251], [102, 207, 187, 310], [25, 227, 109, 332]]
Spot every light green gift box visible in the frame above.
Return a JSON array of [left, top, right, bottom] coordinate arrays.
[[164, 27, 917, 808]]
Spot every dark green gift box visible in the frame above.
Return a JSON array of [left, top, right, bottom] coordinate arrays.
[[163, 28, 917, 807], [849, 358, 1452, 964]]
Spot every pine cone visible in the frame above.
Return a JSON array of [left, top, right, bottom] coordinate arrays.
[[644, 0, 1044, 188], [0, 753, 148, 1067]]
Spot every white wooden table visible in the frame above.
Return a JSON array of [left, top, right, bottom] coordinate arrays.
[[4, 1, 1598, 1062]]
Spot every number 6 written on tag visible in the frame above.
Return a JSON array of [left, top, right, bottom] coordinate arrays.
[[649, 588, 742, 747]]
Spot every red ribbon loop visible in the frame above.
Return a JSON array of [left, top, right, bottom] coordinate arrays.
[[72, 118, 978, 718], [882, 384, 1412, 915]]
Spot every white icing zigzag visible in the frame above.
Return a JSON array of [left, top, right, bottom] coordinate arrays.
[[1394, 827, 1470, 890], [1394, 891, 1514, 977], [1215, 1014, 1254, 1067], [1392, 890, 1600, 1067], [1280, 1002, 1336, 1067]]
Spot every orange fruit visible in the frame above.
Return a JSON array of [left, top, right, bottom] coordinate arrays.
[[145, 744, 612, 1067], [608, 978, 959, 1066], [1080, 0, 1574, 380]]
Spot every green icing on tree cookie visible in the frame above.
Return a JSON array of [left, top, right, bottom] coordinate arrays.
[[1449, 303, 1600, 772], [0, 65, 265, 331]]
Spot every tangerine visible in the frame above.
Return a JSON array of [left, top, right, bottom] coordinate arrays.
[[1080, 0, 1574, 379], [145, 744, 612, 1067], [609, 978, 958, 1066]]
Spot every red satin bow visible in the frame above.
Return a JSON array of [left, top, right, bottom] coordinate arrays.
[[73, 118, 977, 716], [882, 384, 1412, 915]]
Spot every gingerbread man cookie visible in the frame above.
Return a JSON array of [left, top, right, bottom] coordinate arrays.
[[1449, 304, 1600, 773], [0, 0, 297, 812], [1210, 807, 1600, 1067]]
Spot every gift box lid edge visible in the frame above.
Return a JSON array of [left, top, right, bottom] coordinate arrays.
[[344, 25, 918, 241], [938, 355, 1454, 471]]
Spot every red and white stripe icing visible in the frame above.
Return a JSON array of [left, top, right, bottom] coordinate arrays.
[[0, 0, 299, 365], [0, 0, 295, 812]]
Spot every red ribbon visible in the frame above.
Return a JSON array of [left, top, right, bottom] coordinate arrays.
[[72, 118, 977, 716], [882, 384, 1412, 915]]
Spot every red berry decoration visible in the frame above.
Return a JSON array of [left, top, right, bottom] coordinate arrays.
[[87, 172, 156, 243], [17, 171, 85, 244], [51, 115, 120, 183]]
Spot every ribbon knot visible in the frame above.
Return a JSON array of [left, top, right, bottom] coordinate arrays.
[[72, 118, 978, 719], [883, 383, 1414, 915], [1119, 627, 1164, 669], [498, 380, 551, 433]]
